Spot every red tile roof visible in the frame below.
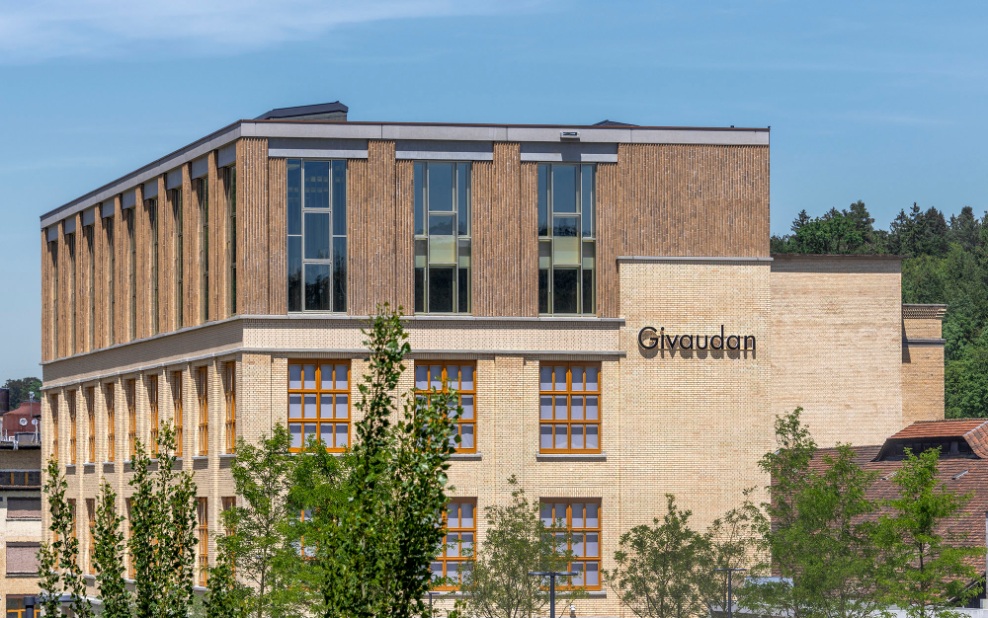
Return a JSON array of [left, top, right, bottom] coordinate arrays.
[[884, 419, 988, 459]]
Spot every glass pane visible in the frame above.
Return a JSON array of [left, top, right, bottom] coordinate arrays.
[[586, 502, 599, 527], [304, 395, 317, 419], [428, 365, 442, 389], [320, 424, 333, 448], [554, 425, 567, 449], [586, 367, 599, 391], [540, 425, 552, 450], [553, 237, 580, 268], [458, 238, 471, 268], [572, 397, 584, 420], [572, 563, 585, 586], [586, 533, 599, 557], [460, 395, 474, 420], [335, 395, 348, 419], [457, 163, 470, 235], [288, 236, 302, 312], [554, 367, 567, 391], [415, 267, 425, 313], [573, 533, 585, 556], [447, 561, 459, 580], [304, 212, 330, 259], [572, 424, 584, 449], [428, 163, 454, 212], [553, 216, 579, 238], [415, 365, 428, 389], [429, 213, 455, 236], [289, 423, 302, 448], [305, 264, 331, 311], [332, 160, 347, 234], [287, 160, 302, 234], [304, 161, 330, 209], [336, 423, 348, 448], [304, 423, 316, 445], [429, 268, 454, 313], [540, 503, 553, 526], [572, 503, 585, 527], [462, 502, 474, 527], [572, 366, 585, 391], [320, 365, 334, 389], [539, 239, 551, 270], [586, 396, 599, 420], [448, 504, 460, 528], [333, 237, 347, 312], [540, 366, 553, 390], [586, 425, 599, 449], [460, 424, 474, 449], [554, 503, 567, 525], [553, 269, 579, 314], [335, 364, 348, 389], [538, 164, 549, 236], [582, 165, 594, 237], [320, 394, 333, 419], [555, 396, 567, 420], [461, 365, 475, 390], [431, 562, 443, 580], [461, 532, 474, 556], [585, 562, 599, 585], [540, 396, 553, 420], [303, 365, 316, 389], [552, 165, 577, 214], [583, 262, 594, 315], [414, 162, 425, 235], [539, 268, 549, 314], [447, 533, 459, 557], [458, 266, 469, 313], [429, 235, 456, 265], [289, 365, 302, 389]]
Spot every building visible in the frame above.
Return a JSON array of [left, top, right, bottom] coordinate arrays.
[[1, 400, 42, 617], [38, 102, 946, 616]]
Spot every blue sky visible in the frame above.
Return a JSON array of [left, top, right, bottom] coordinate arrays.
[[1, 0, 986, 379]]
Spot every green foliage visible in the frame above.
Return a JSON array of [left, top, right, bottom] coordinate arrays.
[[128, 425, 199, 617], [741, 409, 890, 618], [3, 376, 42, 409], [220, 424, 296, 618], [93, 481, 132, 618], [606, 494, 715, 618], [456, 476, 579, 618], [39, 458, 94, 617], [878, 448, 984, 618], [278, 304, 458, 618], [203, 542, 250, 618]]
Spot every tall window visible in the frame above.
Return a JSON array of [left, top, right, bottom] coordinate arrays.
[[147, 198, 159, 335], [68, 498, 77, 544], [105, 218, 115, 345], [540, 500, 601, 589], [171, 189, 184, 328], [287, 362, 350, 452], [539, 364, 601, 453], [148, 375, 159, 457], [126, 208, 136, 339], [85, 224, 95, 349], [126, 379, 136, 460], [197, 498, 209, 586], [414, 162, 471, 313], [172, 371, 184, 458], [49, 239, 59, 356], [85, 386, 95, 463], [126, 499, 134, 579], [50, 395, 59, 461], [287, 159, 347, 312], [197, 367, 209, 456], [86, 498, 96, 573], [67, 231, 76, 354], [538, 164, 596, 315], [105, 383, 115, 462], [431, 499, 475, 590], [224, 362, 236, 454], [414, 362, 476, 453], [68, 390, 77, 465], [197, 177, 209, 322], [225, 167, 237, 315]]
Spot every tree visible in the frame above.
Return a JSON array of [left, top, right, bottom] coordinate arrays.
[[92, 481, 132, 618], [706, 489, 764, 612], [606, 495, 715, 618], [219, 425, 296, 618], [878, 448, 983, 618], [203, 543, 250, 618], [740, 409, 889, 618], [280, 305, 459, 618], [3, 376, 42, 409], [38, 457, 93, 618], [457, 476, 578, 618], [129, 426, 199, 617]]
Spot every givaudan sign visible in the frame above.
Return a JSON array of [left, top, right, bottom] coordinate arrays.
[[638, 326, 756, 352]]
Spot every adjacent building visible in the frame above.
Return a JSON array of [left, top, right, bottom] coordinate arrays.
[[38, 102, 946, 616], [1, 399, 42, 617]]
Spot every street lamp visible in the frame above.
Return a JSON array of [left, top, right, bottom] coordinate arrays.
[[714, 567, 747, 618], [528, 570, 577, 618]]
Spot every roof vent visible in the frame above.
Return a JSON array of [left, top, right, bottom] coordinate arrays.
[[560, 131, 580, 141], [256, 101, 348, 122], [953, 470, 969, 480]]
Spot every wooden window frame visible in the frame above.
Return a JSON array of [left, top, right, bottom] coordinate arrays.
[[197, 497, 209, 586], [86, 498, 96, 574], [105, 383, 115, 462], [126, 498, 134, 579], [538, 363, 601, 454], [224, 362, 236, 454], [85, 386, 96, 463], [68, 390, 78, 465], [125, 379, 137, 461], [432, 498, 476, 591], [148, 375, 159, 457], [50, 395, 59, 462], [287, 362, 351, 453], [197, 367, 209, 456], [172, 371, 184, 458], [540, 499, 602, 590], [413, 362, 477, 453]]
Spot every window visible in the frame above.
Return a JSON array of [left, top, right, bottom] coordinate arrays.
[[148, 198, 159, 335], [224, 362, 236, 454], [287, 362, 350, 452], [6, 498, 41, 520], [539, 364, 600, 453], [225, 166, 237, 314], [197, 177, 209, 322], [431, 499, 475, 590], [105, 383, 116, 462], [7, 595, 30, 618], [85, 223, 95, 349], [172, 371, 184, 458], [86, 386, 96, 463], [540, 500, 601, 589], [68, 498, 77, 545], [197, 498, 209, 586], [172, 188, 184, 329], [86, 498, 96, 573], [126, 499, 134, 579], [126, 379, 137, 460], [67, 231, 76, 354], [126, 208, 136, 338], [69, 390, 78, 465], [105, 217, 115, 344], [50, 394, 59, 462], [49, 239, 58, 356], [287, 159, 347, 312], [197, 367, 209, 456], [414, 362, 476, 452], [148, 375, 159, 456], [414, 162, 471, 313], [538, 164, 596, 315], [221, 496, 236, 533], [5, 543, 40, 577]]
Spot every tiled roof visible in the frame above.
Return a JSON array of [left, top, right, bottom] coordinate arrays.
[[902, 304, 948, 320], [881, 419, 988, 459]]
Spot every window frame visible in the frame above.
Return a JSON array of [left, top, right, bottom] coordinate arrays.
[[197, 497, 209, 586], [224, 361, 236, 454], [172, 371, 184, 458], [148, 374, 159, 457], [125, 379, 137, 461], [68, 390, 77, 465], [540, 499, 602, 590], [287, 361, 351, 453], [413, 361, 477, 454], [431, 498, 477, 591], [538, 363, 602, 454], [104, 383, 115, 462], [85, 386, 96, 463], [50, 394, 59, 462], [196, 367, 209, 456]]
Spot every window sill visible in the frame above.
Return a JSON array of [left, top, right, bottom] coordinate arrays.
[[192, 456, 209, 460], [219, 453, 236, 459], [103, 462, 116, 473], [5, 572, 39, 578], [536, 452, 607, 462], [6, 517, 42, 522], [450, 452, 482, 462]]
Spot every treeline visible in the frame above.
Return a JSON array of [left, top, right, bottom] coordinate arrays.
[[773, 202, 988, 418]]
